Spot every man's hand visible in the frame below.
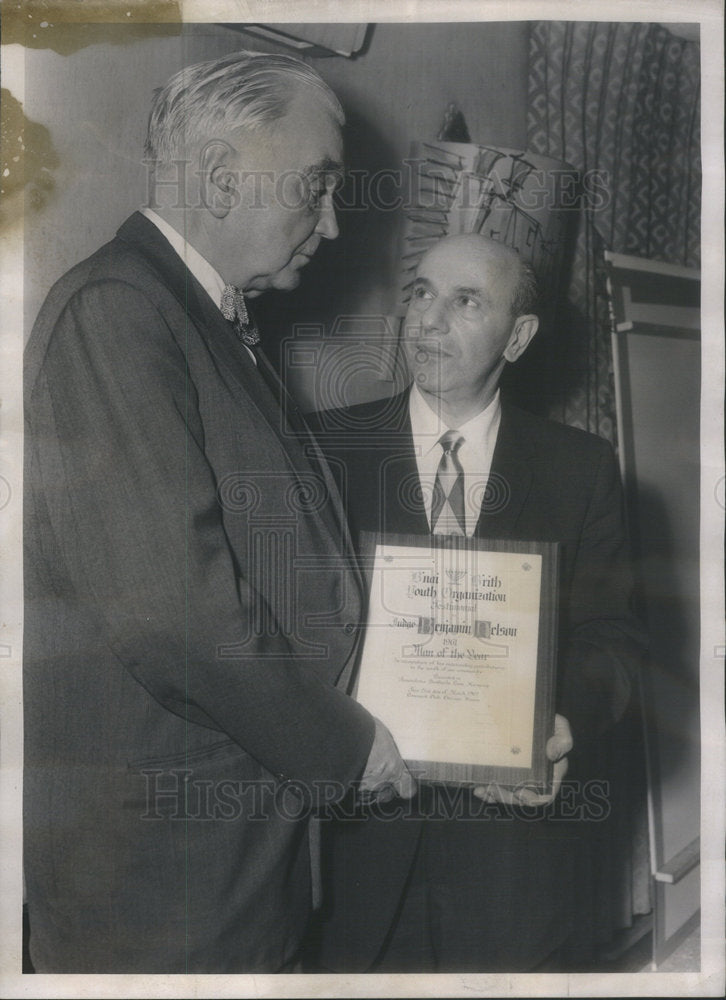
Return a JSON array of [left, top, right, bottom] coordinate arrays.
[[472, 714, 573, 807], [358, 718, 417, 804]]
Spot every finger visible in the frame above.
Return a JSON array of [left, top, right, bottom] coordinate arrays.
[[552, 755, 567, 788], [358, 774, 387, 795], [514, 788, 553, 807], [357, 785, 389, 805], [547, 714, 574, 761], [472, 785, 516, 804], [374, 785, 395, 804], [360, 765, 416, 802], [546, 733, 573, 761], [514, 788, 546, 806], [394, 767, 417, 800], [546, 736, 568, 761], [359, 754, 397, 790], [517, 759, 568, 806]]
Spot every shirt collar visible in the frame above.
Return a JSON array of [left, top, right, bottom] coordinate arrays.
[[409, 383, 501, 457], [141, 208, 226, 311]]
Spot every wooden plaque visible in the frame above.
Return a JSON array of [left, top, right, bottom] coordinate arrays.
[[354, 532, 559, 792]]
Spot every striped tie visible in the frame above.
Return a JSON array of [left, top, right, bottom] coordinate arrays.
[[430, 430, 465, 535]]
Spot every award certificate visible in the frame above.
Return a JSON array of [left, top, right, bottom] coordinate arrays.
[[355, 533, 559, 789]]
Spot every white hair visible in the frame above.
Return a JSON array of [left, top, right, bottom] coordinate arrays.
[[144, 50, 344, 164]]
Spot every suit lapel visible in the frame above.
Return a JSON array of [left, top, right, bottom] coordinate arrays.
[[377, 391, 431, 536], [117, 215, 277, 418], [253, 343, 360, 555], [116, 213, 355, 562], [474, 402, 533, 539]]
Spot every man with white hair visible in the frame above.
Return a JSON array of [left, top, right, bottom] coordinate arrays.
[[24, 51, 413, 973]]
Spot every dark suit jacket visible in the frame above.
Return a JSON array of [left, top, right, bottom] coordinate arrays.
[[309, 389, 647, 971], [23, 213, 375, 973]]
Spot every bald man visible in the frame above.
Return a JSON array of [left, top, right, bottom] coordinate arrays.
[[309, 234, 646, 972]]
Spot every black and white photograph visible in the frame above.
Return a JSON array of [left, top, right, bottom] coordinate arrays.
[[0, 1, 723, 996]]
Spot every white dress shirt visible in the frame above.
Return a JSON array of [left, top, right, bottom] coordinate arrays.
[[408, 385, 502, 535], [141, 208, 256, 363]]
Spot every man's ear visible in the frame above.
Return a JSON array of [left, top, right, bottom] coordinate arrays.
[[199, 140, 239, 219], [503, 315, 539, 363]]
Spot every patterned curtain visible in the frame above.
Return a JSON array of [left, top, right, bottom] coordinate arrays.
[[527, 21, 701, 963], [528, 21, 701, 440]]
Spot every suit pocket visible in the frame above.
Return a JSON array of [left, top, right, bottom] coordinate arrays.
[[127, 737, 246, 773], [123, 738, 266, 820]]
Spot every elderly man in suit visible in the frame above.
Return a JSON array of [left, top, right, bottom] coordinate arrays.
[[23, 51, 414, 974], [310, 233, 647, 972]]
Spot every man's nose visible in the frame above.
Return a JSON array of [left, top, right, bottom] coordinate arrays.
[[421, 296, 449, 334], [315, 194, 339, 240]]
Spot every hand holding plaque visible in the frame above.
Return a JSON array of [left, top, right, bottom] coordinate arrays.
[[472, 713, 572, 805], [359, 717, 418, 804]]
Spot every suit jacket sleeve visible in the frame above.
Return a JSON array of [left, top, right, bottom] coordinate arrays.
[[27, 278, 375, 789], [556, 435, 646, 742]]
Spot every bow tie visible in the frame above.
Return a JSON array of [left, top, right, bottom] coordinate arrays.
[[220, 285, 260, 347]]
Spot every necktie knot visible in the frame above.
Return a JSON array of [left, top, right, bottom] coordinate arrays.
[[220, 284, 260, 347], [439, 430, 464, 457]]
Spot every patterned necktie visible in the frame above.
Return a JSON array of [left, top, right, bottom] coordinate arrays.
[[220, 284, 260, 347], [430, 430, 466, 535]]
